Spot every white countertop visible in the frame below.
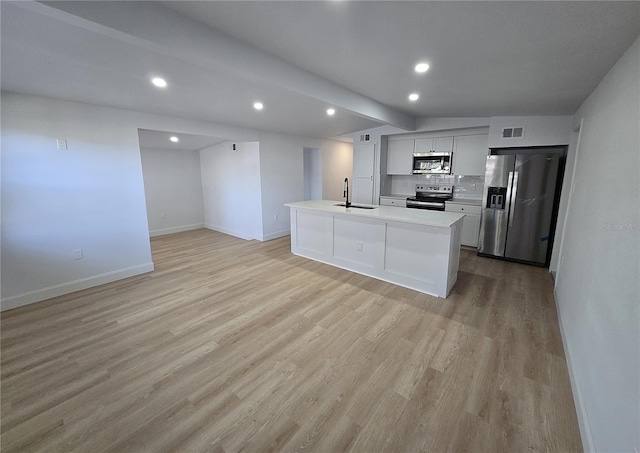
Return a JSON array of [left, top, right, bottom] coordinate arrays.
[[447, 198, 483, 207], [285, 200, 465, 228], [379, 194, 410, 200]]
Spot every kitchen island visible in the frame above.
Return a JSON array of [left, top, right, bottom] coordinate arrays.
[[285, 200, 465, 298]]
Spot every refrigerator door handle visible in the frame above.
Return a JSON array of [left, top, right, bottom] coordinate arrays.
[[505, 171, 514, 224], [509, 171, 519, 227]]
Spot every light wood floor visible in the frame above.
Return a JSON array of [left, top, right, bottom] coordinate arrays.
[[1, 229, 582, 452]]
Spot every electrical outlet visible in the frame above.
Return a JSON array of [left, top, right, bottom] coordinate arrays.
[[56, 138, 67, 150], [273, 214, 278, 221], [73, 249, 84, 260], [356, 241, 363, 251]]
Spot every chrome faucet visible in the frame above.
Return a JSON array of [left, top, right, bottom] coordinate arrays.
[[343, 178, 351, 208]]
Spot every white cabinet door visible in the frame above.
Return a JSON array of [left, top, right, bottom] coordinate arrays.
[[460, 213, 480, 247], [415, 136, 453, 153], [353, 143, 375, 204], [414, 138, 431, 153], [453, 134, 489, 176], [386, 139, 414, 175], [433, 136, 454, 153], [445, 203, 481, 247]]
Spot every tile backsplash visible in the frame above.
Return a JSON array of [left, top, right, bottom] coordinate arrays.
[[389, 174, 484, 200]]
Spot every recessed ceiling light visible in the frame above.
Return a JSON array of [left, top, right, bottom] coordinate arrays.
[[170, 136, 179, 142], [327, 108, 336, 116], [151, 77, 167, 88], [253, 102, 264, 110], [414, 63, 430, 73], [408, 93, 420, 102]]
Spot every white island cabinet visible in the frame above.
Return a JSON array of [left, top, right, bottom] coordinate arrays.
[[285, 200, 465, 298]]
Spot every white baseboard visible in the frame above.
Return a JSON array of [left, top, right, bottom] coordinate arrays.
[[203, 224, 289, 242], [204, 224, 257, 241], [149, 223, 204, 237], [262, 228, 290, 241], [554, 288, 595, 452], [0, 262, 155, 312]]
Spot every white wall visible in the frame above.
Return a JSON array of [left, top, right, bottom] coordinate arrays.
[[1, 92, 353, 309], [303, 147, 322, 201], [549, 127, 581, 273], [1, 93, 154, 310], [140, 147, 204, 237], [554, 37, 639, 452], [200, 137, 351, 242], [488, 115, 573, 148], [258, 136, 352, 240], [200, 141, 263, 240], [415, 117, 490, 131], [321, 141, 353, 202]]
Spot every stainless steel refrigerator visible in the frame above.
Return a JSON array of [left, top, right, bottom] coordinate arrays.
[[478, 150, 563, 266]]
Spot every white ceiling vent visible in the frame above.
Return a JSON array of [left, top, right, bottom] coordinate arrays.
[[502, 126, 525, 139], [359, 134, 371, 142]]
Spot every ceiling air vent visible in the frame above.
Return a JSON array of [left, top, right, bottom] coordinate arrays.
[[359, 134, 371, 142], [502, 126, 525, 139]]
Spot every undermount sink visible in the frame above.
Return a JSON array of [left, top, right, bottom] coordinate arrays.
[[334, 203, 376, 210]]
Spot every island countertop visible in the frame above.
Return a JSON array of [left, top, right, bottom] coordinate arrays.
[[285, 200, 465, 228]]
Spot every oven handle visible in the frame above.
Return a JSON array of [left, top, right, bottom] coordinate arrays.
[[406, 200, 445, 209]]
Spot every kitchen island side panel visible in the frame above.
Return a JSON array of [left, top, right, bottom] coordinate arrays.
[[447, 219, 463, 295], [384, 221, 451, 295]]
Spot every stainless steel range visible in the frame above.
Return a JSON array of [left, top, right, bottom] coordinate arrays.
[[406, 184, 453, 211]]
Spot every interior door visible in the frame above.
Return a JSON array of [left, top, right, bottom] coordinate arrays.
[[353, 143, 375, 204]]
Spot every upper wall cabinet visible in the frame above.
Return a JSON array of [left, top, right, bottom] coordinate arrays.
[[414, 136, 454, 153], [452, 134, 489, 176], [386, 139, 414, 175]]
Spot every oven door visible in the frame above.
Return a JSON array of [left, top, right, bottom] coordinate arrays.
[[412, 153, 452, 174]]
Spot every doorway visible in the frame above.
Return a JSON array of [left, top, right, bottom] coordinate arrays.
[[303, 147, 322, 201]]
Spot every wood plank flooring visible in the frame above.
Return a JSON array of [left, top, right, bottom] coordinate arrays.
[[1, 229, 582, 452]]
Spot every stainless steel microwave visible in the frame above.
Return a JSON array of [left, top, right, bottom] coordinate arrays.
[[412, 152, 452, 174]]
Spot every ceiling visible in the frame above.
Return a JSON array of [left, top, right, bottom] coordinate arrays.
[[137, 129, 226, 152], [2, 1, 639, 142]]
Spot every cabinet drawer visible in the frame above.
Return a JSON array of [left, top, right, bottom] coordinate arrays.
[[380, 197, 406, 207], [444, 203, 481, 215]]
